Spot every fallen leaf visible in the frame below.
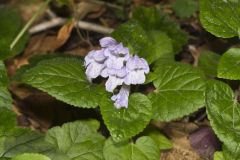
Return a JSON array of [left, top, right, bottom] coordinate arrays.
[[56, 19, 74, 46]]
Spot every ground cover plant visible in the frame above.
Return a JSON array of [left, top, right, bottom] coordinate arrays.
[[0, 0, 240, 159]]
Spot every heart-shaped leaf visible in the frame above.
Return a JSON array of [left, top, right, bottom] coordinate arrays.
[[100, 93, 152, 141], [20, 57, 106, 108], [149, 63, 206, 121], [206, 80, 240, 159], [45, 120, 105, 160]]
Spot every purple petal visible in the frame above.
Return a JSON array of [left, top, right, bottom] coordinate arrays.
[[124, 70, 146, 85], [107, 67, 127, 78], [126, 55, 149, 73], [100, 37, 117, 47], [86, 62, 105, 79], [84, 50, 96, 66], [111, 84, 130, 109], [114, 43, 129, 55], [126, 55, 139, 70], [103, 48, 111, 57], [106, 56, 125, 69], [101, 68, 108, 78], [105, 76, 124, 92], [93, 49, 106, 62], [140, 58, 150, 73]]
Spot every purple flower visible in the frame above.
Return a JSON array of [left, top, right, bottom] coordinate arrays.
[[84, 37, 150, 109], [124, 55, 150, 85], [111, 84, 130, 109], [105, 67, 127, 92]]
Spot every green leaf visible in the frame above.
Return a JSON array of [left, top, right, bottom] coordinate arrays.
[[214, 151, 224, 160], [144, 129, 172, 150], [172, 0, 198, 18], [217, 48, 240, 80], [0, 61, 12, 109], [200, 0, 240, 38], [12, 153, 51, 160], [0, 108, 51, 158], [100, 93, 152, 141], [147, 31, 174, 64], [103, 136, 160, 160], [149, 63, 206, 121], [132, 6, 188, 53], [45, 120, 105, 160], [112, 21, 173, 64], [205, 80, 240, 159], [198, 50, 220, 77], [0, 6, 28, 60], [20, 57, 106, 108]]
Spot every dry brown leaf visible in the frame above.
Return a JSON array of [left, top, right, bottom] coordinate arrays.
[[56, 20, 75, 45], [10, 20, 74, 72]]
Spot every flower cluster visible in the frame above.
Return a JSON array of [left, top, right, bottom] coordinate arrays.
[[84, 37, 149, 109]]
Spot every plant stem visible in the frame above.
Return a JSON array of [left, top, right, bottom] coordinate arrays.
[[10, 0, 51, 50]]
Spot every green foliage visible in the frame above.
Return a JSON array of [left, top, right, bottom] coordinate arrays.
[[132, 6, 188, 53], [198, 50, 220, 77], [45, 120, 105, 160], [200, 0, 240, 38], [214, 152, 224, 160], [12, 153, 51, 160], [100, 93, 152, 142], [144, 129, 172, 150], [205, 80, 240, 159], [149, 63, 206, 121], [19, 57, 106, 108], [0, 6, 28, 60], [217, 48, 240, 80], [103, 136, 160, 160], [112, 21, 173, 64], [0, 108, 50, 158], [0, 110, 105, 160], [172, 0, 198, 18], [0, 62, 12, 109]]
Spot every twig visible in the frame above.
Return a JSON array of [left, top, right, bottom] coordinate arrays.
[[29, 18, 114, 35], [29, 18, 66, 34], [10, 0, 51, 50], [46, 9, 57, 19]]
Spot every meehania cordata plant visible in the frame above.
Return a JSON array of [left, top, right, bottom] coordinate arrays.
[[3, 4, 232, 160]]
